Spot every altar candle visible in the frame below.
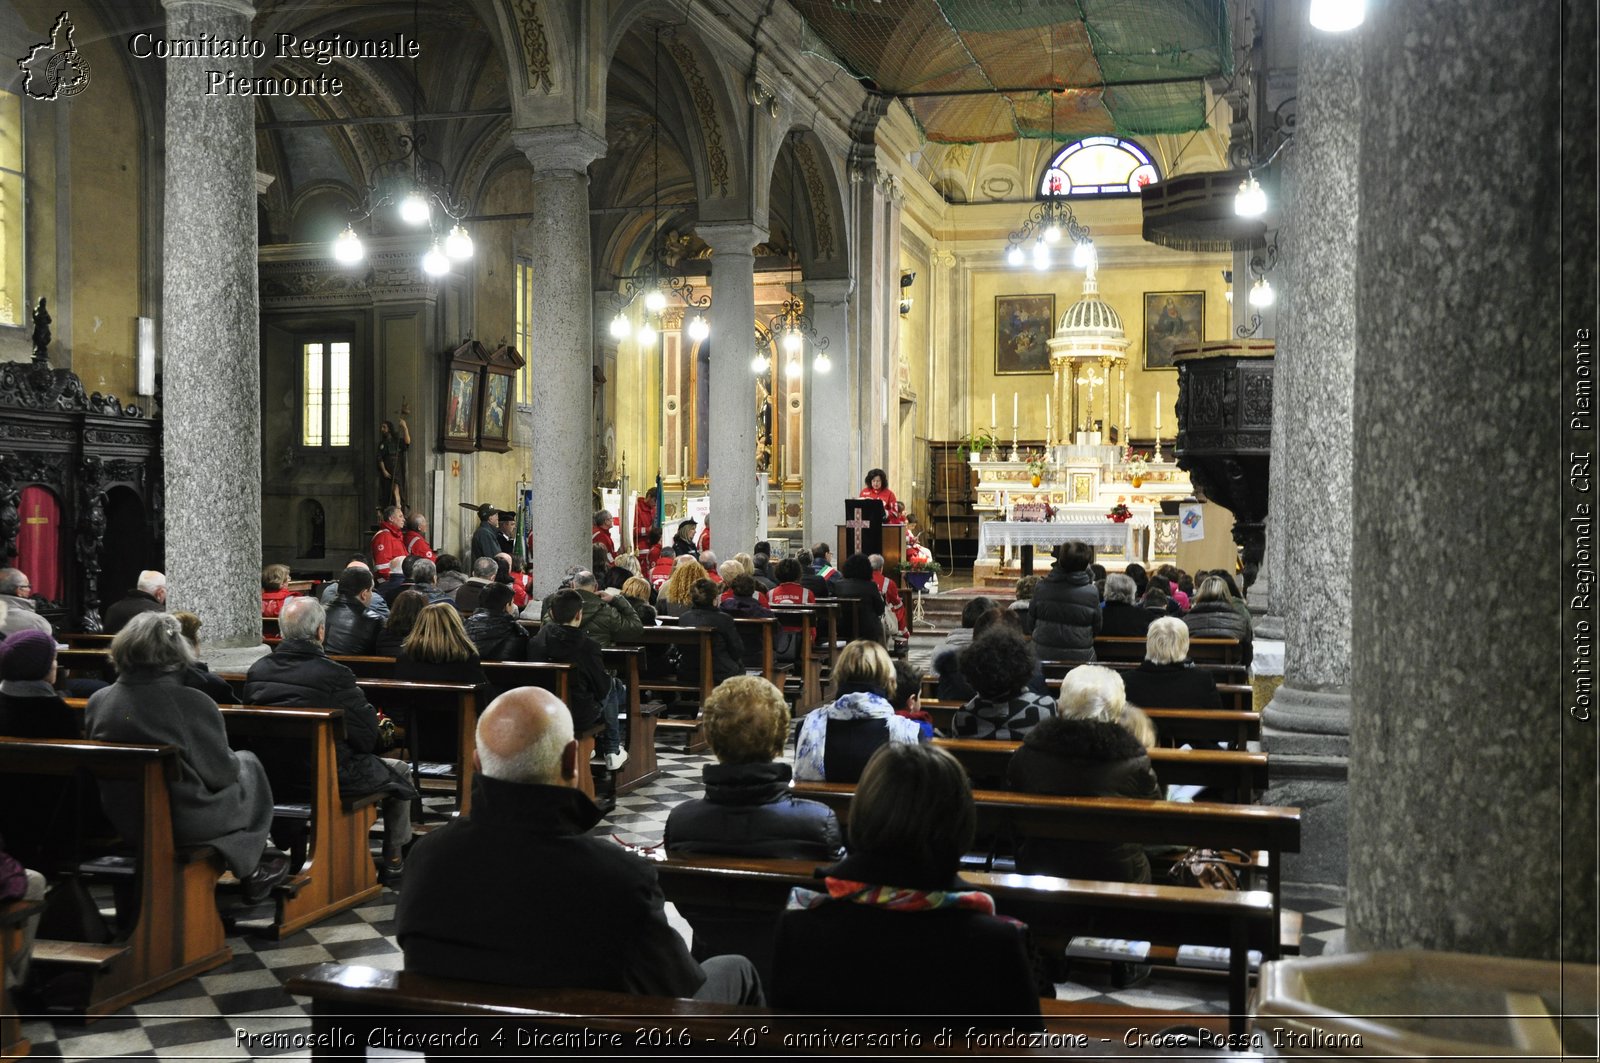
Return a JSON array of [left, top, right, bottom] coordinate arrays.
[[1124, 394, 1130, 432], [682, 445, 688, 475], [1012, 392, 1018, 428], [1154, 391, 1161, 434], [991, 393, 996, 426], [1045, 395, 1051, 430]]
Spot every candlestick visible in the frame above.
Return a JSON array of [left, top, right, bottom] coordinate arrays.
[[1012, 392, 1018, 428], [1045, 394, 1051, 433], [1154, 391, 1161, 437], [991, 393, 996, 427]]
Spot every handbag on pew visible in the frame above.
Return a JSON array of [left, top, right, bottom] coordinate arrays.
[[1162, 848, 1254, 891]]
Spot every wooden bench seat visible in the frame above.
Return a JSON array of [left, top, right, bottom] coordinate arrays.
[[1, 896, 45, 1058], [287, 959, 1244, 1052], [792, 780, 1300, 964], [1092, 636, 1244, 665], [0, 738, 231, 1018], [617, 627, 718, 753], [927, 737, 1268, 804], [767, 605, 822, 711], [921, 699, 1260, 749], [653, 854, 1274, 1030], [921, 666, 1252, 711]]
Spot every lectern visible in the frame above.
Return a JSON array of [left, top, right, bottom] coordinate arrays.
[[838, 499, 904, 588]]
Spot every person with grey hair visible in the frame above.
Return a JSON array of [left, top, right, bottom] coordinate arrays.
[[396, 686, 763, 1003], [1182, 575, 1253, 663], [699, 550, 720, 581], [319, 557, 390, 618], [409, 558, 452, 605], [102, 569, 167, 634], [245, 597, 417, 885], [454, 555, 500, 614], [1007, 663, 1162, 991], [1101, 571, 1158, 637], [0, 568, 52, 637], [1121, 616, 1222, 710], [538, 568, 641, 649], [86, 612, 291, 904], [591, 509, 617, 563]]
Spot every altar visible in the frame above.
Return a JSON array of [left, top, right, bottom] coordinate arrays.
[[967, 446, 1192, 570]]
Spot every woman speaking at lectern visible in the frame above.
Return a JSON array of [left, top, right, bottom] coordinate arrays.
[[859, 469, 902, 524]]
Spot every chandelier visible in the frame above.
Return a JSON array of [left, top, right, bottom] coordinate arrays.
[[751, 132, 829, 378], [608, 24, 710, 349], [1004, 198, 1095, 271], [330, 0, 470, 275]]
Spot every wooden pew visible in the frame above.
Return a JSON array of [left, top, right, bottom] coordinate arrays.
[[793, 780, 1300, 962], [353, 680, 483, 814], [54, 647, 115, 687], [617, 626, 716, 753], [218, 706, 385, 937], [929, 737, 1268, 804], [1091, 636, 1242, 665], [768, 605, 821, 711], [921, 700, 1262, 751], [0, 738, 231, 1018], [287, 961, 1246, 1052], [922, 663, 1250, 705], [1, 896, 44, 1058], [732, 617, 787, 687], [654, 854, 1274, 1031], [62, 632, 114, 649], [600, 646, 659, 794]]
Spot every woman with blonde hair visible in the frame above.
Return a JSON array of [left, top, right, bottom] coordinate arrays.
[[395, 602, 490, 688], [657, 556, 708, 617], [606, 552, 643, 591], [619, 575, 658, 626], [261, 563, 298, 618], [794, 640, 924, 782]]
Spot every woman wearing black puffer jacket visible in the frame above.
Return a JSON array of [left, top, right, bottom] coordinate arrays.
[[1027, 540, 1102, 662], [1181, 576, 1253, 664]]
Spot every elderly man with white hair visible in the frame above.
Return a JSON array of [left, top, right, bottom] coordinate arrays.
[[102, 569, 166, 634], [396, 685, 763, 1003], [0, 569, 51, 637], [1120, 616, 1223, 710]]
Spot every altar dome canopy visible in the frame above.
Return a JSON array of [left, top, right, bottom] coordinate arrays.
[[1050, 273, 1129, 356]]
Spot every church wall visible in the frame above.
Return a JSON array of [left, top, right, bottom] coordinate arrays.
[[3, 1, 143, 403], [897, 238, 931, 523]]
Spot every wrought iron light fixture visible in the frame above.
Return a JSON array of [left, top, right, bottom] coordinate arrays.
[[331, 0, 471, 274], [1004, 83, 1094, 271], [753, 132, 829, 377]]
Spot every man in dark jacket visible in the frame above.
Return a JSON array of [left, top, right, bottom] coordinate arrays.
[[663, 675, 841, 984], [470, 504, 501, 563], [102, 570, 166, 634], [244, 597, 416, 883], [464, 583, 530, 662], [1028, 540, 1102, 662], [535, 571, 642, 649], [453, 556, 498, 615], [395, 685, 761, 1002], [323, 567, 383, 656], [527, 589, 625, 770]]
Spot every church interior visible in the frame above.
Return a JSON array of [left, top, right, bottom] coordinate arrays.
[[0, 0, 1594, 1054]]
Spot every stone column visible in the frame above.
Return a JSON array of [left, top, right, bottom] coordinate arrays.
[[1258, 27, 1358, 887], [514, 127, 606, 597], [1347, 0, 1589, 962], [803, 278, 853, 548], [697, 222, 765, 559], [161, 0, 260, 650]]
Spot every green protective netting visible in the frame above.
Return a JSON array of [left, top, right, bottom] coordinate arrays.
[[792, 0, 1231, 144]]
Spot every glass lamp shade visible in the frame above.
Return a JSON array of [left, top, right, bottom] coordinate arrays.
[[1072, 240, 1096, 269], [687, 314, 710, 341], [813, 351, 832, 374], [782, 329, 803, 354], [1006, 246, 1025, 267], [784, 357, 802, 379], [398, 190, 431, 226], [421, 243, 450, 276], [637, 321, 658, 347], [1043, 223, 1061, 244], [1235, 176, 1268, 217], [1249, 277, 1276, 307], [1032, 240, 1050, 270], [645, 288, 668, 313], [444, 225, 474, 260], [609, 313, 631, 340], [1309, 0, 1365, 31], [750, 352, 770, 374], [333, 225, 365, 264]]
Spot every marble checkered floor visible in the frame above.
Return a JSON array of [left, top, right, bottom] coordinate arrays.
[[15, 746, 1346, 1060]]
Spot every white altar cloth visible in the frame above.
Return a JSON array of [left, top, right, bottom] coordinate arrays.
[[978, 520, 1131, 556]]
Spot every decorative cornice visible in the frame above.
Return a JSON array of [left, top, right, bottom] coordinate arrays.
[[510, 0, 554, 93], [0, 362, 141, 418], [666, 37, 730, 197], [513, 126, 607, 176], [794, 142, 835, 260]]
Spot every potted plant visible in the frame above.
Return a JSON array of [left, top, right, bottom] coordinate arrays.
[[958, 430, 999, 463], [1126, 451, 1151, 488], [898, 556, 943, 591], [1106, 502, 1133, 523]]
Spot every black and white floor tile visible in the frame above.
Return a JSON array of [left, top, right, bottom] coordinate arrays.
[[17, 743, 1344, 1060]]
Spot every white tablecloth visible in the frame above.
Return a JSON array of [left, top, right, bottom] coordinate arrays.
[[977, 520, 1130, 555]]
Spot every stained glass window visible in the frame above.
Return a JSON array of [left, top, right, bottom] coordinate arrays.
[[1039, 137, 1160, 198]]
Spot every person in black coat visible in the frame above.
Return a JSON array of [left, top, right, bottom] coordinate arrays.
[[1182, 576, 1253, 663], [244, 597, 417, 882], [831, 552, 887, 645], [676, 579, 746, 688], [1120, 616, 1222, 710], [794, 548, 835, 600], [376, 589, 428, 657], [664, 675, 842, 983], [394, 603, 491, 697], [323, 567, 383, 656], [1007, 665, 1162, 883], [0, 630, 76, 738], [1028, 540, 1102, 662], [771, 743, 1043, 1028], [396, 686, 761, 1003], [528, 589, 625, 769], [101, 571, 166, 634], [1100, 572, 1160, 637], [463, 583, 531, 662]]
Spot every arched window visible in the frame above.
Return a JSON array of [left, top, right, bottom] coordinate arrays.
[[1039, 137, 1160, 197]]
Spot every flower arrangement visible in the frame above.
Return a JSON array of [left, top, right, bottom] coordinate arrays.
[[1106, 502, 1133, 523], [1025, 451, 1050, 477], [898, 556, 943, 574]]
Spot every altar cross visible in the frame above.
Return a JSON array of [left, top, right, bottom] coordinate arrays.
[[844, 511, 872, 554]]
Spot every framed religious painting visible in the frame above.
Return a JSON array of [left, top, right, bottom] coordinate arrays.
[[994, 294, 1055, 375], [1143, 291, 1204, 370], [442, 340, 490, 452], [477, 343, 525, 453]]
